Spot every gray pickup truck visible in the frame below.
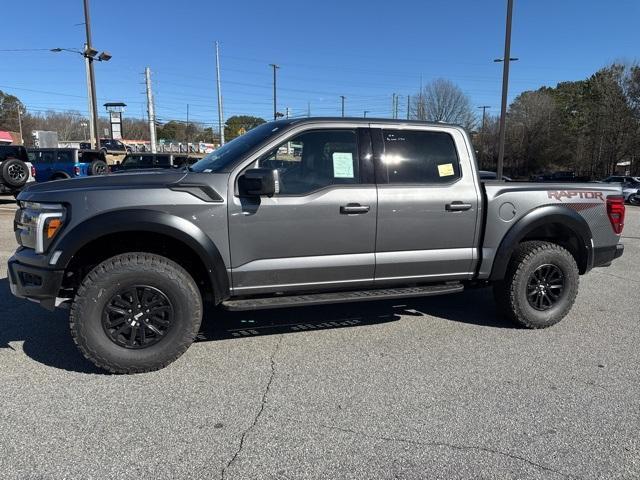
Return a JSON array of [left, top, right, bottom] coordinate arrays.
[[8, 118, 625, 373]]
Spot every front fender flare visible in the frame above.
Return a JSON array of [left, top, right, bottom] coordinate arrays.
[[54, 209, 229, 303]]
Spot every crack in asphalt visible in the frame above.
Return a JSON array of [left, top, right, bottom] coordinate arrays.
[[220, 335, 283, 480], [288, 419, 579, 479], [592, 269, 640, 284]]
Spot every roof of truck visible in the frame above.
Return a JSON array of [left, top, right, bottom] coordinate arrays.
[[271, 117, 466, 129]]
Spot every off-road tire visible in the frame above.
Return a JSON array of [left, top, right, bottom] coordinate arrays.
[[70, 253, 202, 373], [1, 158, 29, 187], [89, 159, 108, 176], [493, 241, 579, 329]]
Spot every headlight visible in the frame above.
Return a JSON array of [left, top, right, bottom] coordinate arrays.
[[14, 202, 67, 254]]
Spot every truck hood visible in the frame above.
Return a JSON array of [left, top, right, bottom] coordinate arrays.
[[18, 170, 189, 199]]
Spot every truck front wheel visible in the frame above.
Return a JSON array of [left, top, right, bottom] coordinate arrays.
[[493, 241, 579, 329], [70, 253, 202, 373]]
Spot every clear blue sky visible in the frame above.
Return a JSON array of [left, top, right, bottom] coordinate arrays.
[[1, 0, 638, 128]]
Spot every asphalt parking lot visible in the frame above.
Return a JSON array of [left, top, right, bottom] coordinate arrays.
[[1, 195, 639, 480]]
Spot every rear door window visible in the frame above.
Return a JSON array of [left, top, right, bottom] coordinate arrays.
[[381, 130, 460, 184], [57, 150, 73, 164], [40, 151, 55, 164]]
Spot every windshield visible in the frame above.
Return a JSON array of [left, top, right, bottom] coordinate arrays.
[[190, 122, 281, 173]]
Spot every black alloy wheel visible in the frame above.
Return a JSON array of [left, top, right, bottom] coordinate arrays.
[[526, 264, 565, 311], [102, 285, 174, 349]]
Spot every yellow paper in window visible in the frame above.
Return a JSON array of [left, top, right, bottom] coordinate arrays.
[[438, 163, 454, 177]]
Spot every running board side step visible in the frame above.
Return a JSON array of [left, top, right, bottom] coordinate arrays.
[[221, 283, 464, 311]]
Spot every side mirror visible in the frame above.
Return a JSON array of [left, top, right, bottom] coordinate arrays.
[[238, 168, 279, 197]]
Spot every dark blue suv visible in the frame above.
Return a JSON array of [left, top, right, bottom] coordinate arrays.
[[28, 148, 108, 182]]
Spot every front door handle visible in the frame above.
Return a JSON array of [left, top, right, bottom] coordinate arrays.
[[340, 203, 370, 214], [445, 201, 472, 212]]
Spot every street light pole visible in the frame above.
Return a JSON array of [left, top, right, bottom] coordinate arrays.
[[496, 0, 515, 181], [82, 44, 96, 147], [363, 110, 369, 118], [145, 67, 157, 153], [215, 41, 225, 145], [269, 64, 279, 120], [51, 40, 111, 148], [83, 0, 100, 150], [340, 95, 345, 117]]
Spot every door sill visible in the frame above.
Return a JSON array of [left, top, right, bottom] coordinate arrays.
[[221, 283, 464, 311]]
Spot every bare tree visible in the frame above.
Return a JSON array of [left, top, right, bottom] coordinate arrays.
[[506, 90, 558, 176], [411, 78, 476, 130]]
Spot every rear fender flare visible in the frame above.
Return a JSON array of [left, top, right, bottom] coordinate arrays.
[[489, 205, 593, 281]]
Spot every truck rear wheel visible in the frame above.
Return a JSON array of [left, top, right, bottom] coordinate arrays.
[[70, 253, 202, 373], [493, 241, 579, 329], [89, 159, 108, 176]]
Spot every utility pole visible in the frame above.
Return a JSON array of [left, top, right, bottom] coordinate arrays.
[[83, 44, 96, 147], [285, 106, 290, 119], [392, 93, 396, 119], [269, 64, 279, 120], [340, 95, 346, 117], [418, 75, 424, 120], [16, 107, 24, 145], [477, 105, 490, 168], [83, 0, 100, 150], [394, 95, 399, 119], [407, 95, 410, 120], [478, 105, 490, 133], [215, 41, 225, 146], [307, 101, 311, 117], [185, 104, 189, 153], [496, 0, 515, 181], [145, 67, 157, 153]]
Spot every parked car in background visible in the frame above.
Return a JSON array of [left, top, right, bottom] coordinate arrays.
[[111, 153, 199, 172], [602, 175, 640, 184], [99, 138, 131, 155], [28, 148, 108, 182], [478, 170, 512, 181], [80, 139, 132, 154], [531, 171, 591, 182], [601, 176, 640, 205], [0, 145, 34, 196]]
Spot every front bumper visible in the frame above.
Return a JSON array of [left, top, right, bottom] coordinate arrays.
[[8, 256, 65, 311], [592, 243, 624, 268]]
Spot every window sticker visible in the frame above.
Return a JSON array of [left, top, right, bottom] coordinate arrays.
[[437, 163, 455, 177], [332, 152, 354, 178]]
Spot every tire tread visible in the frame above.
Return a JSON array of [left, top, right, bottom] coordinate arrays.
[[494, 241, 579, 329], [69, 252, 202, 374]]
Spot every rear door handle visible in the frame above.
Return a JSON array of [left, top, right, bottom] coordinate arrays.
[[445, 201, 472, 212], [340, 203, 370, 214]]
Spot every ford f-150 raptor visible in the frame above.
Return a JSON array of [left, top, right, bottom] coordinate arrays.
[[8, 118, 625, 373]]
